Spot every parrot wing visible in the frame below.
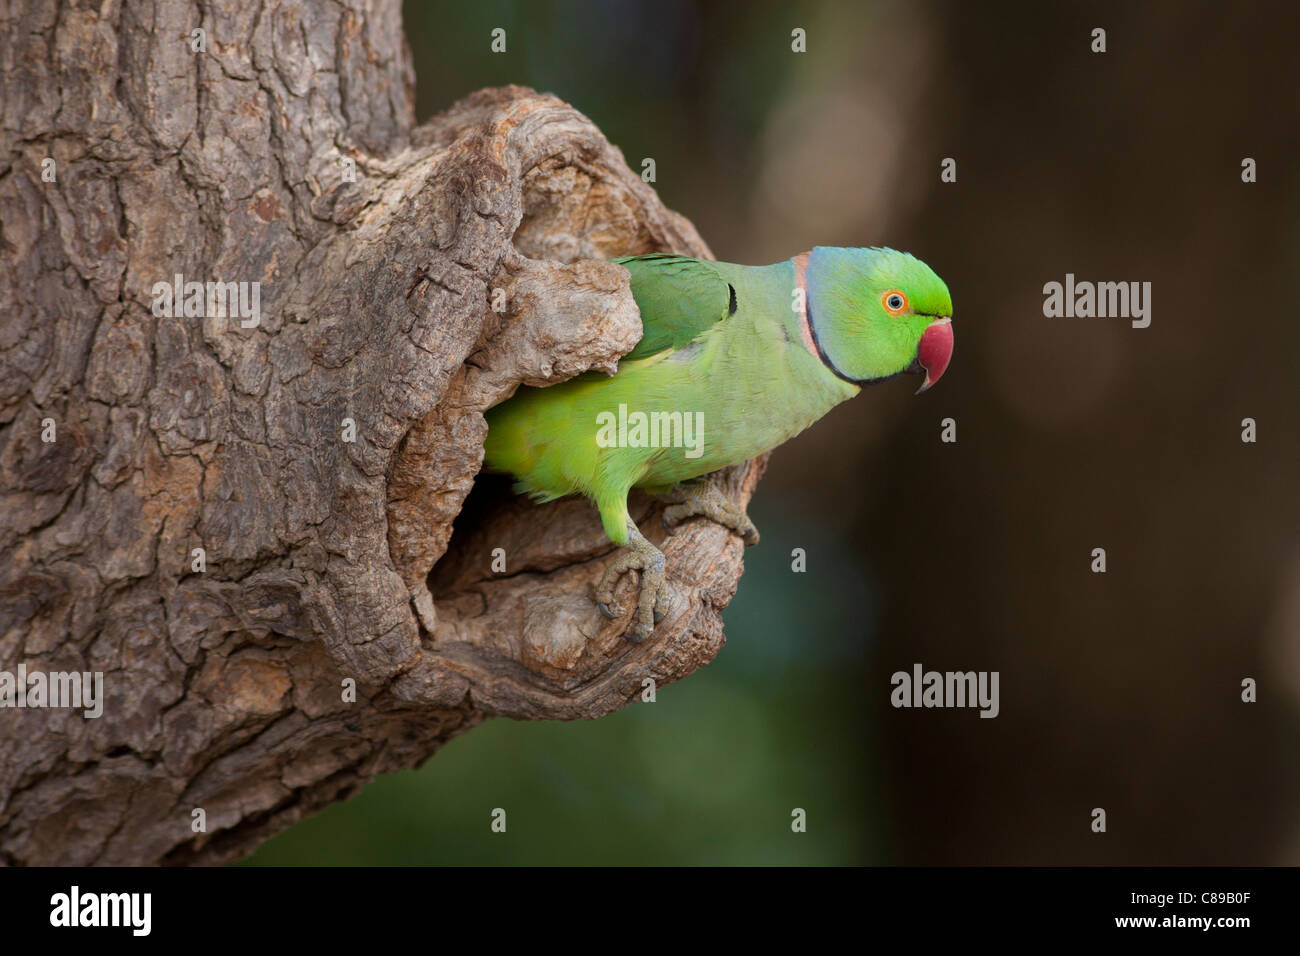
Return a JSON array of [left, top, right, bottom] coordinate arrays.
[[614, 254, 735, 361]]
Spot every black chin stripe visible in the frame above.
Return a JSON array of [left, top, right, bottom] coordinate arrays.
[[807, 299, 872, 386]]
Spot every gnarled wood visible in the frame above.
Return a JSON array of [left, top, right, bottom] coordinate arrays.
[[0, 0, 760, 865]]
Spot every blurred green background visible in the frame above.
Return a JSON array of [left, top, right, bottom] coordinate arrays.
[[249, 0, 1299, 865]]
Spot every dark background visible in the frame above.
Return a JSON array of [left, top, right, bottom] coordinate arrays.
[[248, 0, 1299, 865]]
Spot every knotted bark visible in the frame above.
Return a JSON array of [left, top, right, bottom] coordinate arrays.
[[0, 0, 760, 865]]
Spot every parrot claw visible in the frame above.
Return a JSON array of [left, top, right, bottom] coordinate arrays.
[[661, 481, 760, 546], [595, 524, 670, 642]]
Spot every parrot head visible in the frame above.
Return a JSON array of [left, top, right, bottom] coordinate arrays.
[[804, 246, 953, 392]]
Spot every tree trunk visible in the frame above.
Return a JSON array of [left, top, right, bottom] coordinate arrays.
[[0, 0, 760, 865]]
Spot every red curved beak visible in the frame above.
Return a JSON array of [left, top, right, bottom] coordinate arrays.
[[915, 318, 953, 394]]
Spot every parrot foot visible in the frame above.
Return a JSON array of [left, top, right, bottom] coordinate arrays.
[[661, 481, 760, 546], [595, 525, 670, 642]]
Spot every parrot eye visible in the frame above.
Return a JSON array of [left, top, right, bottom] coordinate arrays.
[[882, 291, 907, 314]]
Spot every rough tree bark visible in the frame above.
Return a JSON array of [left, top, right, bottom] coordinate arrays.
[[0, 0, 762, 865]]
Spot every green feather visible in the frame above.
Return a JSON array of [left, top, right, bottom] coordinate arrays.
[[613, 254, 734, 361]]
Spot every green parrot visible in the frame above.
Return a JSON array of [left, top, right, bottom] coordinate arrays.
[[483, 246, 954, 641]]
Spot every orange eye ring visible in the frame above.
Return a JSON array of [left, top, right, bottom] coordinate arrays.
[[882, 290, 908, 315]]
